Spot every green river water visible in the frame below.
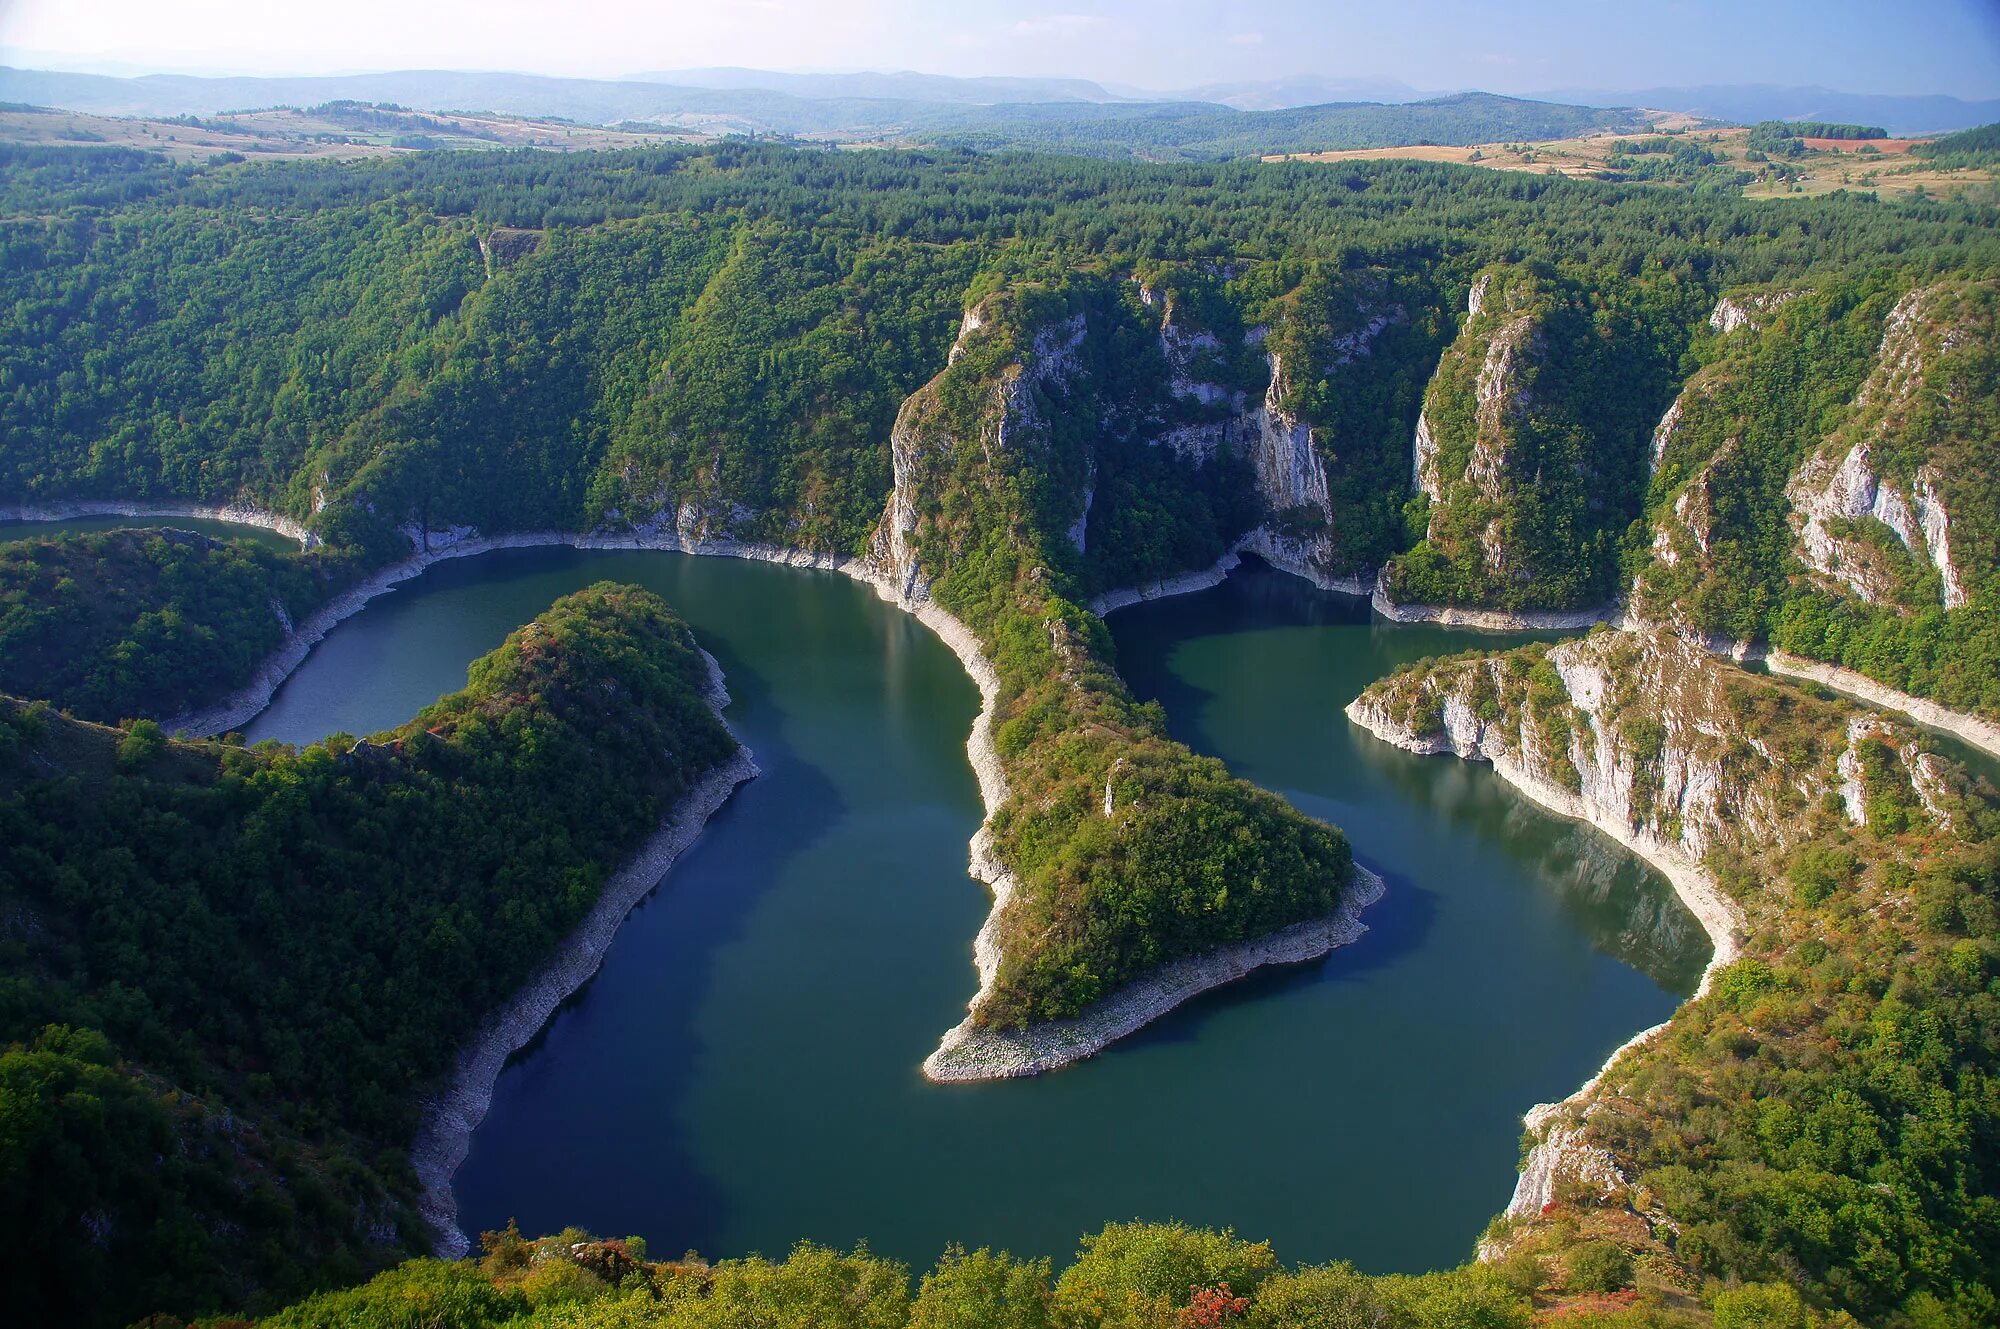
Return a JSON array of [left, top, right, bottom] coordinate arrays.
[[4, 522, 1712, 1273]]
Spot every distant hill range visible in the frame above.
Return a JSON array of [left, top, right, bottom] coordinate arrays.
[[1530, 83, 2000, 136], [4, 64, 1992, 157], [0, 66, 1641, 159]]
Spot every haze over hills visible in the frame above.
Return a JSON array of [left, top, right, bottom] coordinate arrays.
[[624, 66, 1134, 104], [1530, 83, 2000, 136], [0, 64, 1643, 159], [5, 60, 1998, 142]]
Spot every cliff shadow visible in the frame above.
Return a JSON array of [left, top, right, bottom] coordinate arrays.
[[452, 634, 851, 1259]]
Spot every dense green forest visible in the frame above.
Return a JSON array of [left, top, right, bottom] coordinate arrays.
[[165, 1216, 1821, 1329], [1355, 631, 2000, 1329], [0, 583, 738, 1326], [1915, 122, 2000, 169], [0, 526, 337, 722], [1385, 261, 1692, 611], [2, 137, 1999, 1327]]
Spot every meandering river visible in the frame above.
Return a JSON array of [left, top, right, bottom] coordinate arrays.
[[5, 521, 1708, 1272]]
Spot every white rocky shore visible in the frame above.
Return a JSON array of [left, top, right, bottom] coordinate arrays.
[[411, 651, 760, 1257], [1748, 644, 2000, 762], [923, 865, 1386, 1081], [0, 498, 316, 543], [1088, 547, 1246, 615], [1344, 681, 1745, 1230], [1369, 571, 1614, 632]]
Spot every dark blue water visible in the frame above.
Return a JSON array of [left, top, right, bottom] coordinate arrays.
[[241, 545, 1702, 1273], [2, 516, 1705, 1272]]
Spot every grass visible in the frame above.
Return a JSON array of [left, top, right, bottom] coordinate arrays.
[[0, 103, 698, 164], [1268, 121, 1999, 201]]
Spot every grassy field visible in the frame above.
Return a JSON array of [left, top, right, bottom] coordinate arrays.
[[1269, 121, 1998, 201], [0, 102, 696, 163]]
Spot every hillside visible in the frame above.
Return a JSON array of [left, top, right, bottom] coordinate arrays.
[[1, 136, 1998, 1325], [1349, 629, 1999, 1324], [0, 526, 336, 723], [0, 583, 742, 1326], [0, 66, 1643, 160]]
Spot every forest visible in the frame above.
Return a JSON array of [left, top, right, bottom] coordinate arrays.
[[0, 583, 738, 1326], [0, 134, 1997, 1328], [1354, 631, 2000, 1329], [0, 526, 338, 722]]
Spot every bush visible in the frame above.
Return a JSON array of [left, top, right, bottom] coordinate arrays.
[[1564, 1241, 1634, 1293], [1711, 1282, 1811, 1329]]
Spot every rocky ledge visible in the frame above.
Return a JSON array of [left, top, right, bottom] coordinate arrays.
[[1369, 571, 1614, 632]]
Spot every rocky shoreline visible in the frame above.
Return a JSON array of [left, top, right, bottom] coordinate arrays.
[[0, 498, 315, 543], [1343, 691, 1746, 1228], [1087, 547, 1244, 616], [923, 865, 1387, 1081], [1368, 573, 1614, 631], [1750, 645, 2000, 762], [411, 651, 759, 1257]]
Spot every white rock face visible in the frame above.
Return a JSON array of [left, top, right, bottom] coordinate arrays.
[[1466, 272, 1493, 320], [1411, 409, 1440, 500], [1649, 395, 1684, 468], [1787, 443, 1965, 609], [1708, 290, 1796, 334], [1348, 628, 1967, 1238], [1783, 284, 1969, 609]]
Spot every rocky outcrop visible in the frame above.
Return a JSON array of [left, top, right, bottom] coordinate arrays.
[[1348, 628, 1966, 1231], [1383, 263, 1648, 621], [1238, 347, 1372, 593], [1786, 442, 1964, 607], [1782, 286, 1976, 611], [1707, 290, 1796, 335]]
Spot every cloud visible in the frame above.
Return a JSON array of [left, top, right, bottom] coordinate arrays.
[[1227, 32, 1264, 46], [1010, 14, 1107, 40]]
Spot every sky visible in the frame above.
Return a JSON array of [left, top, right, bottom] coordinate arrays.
[[3, 0, 1997, 98]]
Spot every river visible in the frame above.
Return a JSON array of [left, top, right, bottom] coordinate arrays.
[[4, 520, 1707, 1273]]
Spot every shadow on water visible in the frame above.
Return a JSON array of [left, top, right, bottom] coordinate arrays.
[[438, 560, 868, 1256], [1112, 869, 1441, 1058]]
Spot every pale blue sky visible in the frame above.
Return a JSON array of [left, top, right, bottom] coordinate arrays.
[[2, 0, 1995, 97]]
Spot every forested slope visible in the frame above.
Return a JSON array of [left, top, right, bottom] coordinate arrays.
[[3, 139, 2000, 1325], [876, 273, 1353, 1026], [1350, 629, 2000, 1327], [0, 526, 339, 723], [1637, 275, 2000, 717], [0, 583, 738, 1326]]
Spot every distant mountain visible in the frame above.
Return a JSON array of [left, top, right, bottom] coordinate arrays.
[[625, 67, 1128, 105], [1535, 83, 2000, 135], [924, 92, 1642, 160], [0, 66, 1638, 160], [1156, 75, 1428, 111]]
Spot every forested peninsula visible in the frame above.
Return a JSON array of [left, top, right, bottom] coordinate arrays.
[[1, 136, 1997, 1328], [0, 583, 747, 1327]]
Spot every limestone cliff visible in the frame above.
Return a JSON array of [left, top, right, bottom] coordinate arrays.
[[1347, 627, 1980, 1260], [1382, 263, 1676, 616], [1637, 279, 1997, 695], [1782, 283, 1988, 613]]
